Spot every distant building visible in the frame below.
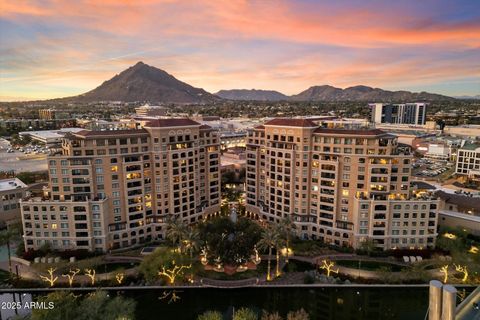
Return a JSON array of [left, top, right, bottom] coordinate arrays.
[[455, 142, 480, 176], [135, 105, 167, 117], [425, 143, 451, 161], [220, 132, 246, 150], [19, 128, 85, 147], [370, 103, 427, 125], [0, 178, 28, 227], [436, 190, 480, 236], [38, 109, 71, 120]]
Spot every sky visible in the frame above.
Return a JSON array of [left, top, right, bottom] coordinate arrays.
[[0, 0, 479, 101]]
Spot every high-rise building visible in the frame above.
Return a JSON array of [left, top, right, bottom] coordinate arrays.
[[20, 118, 221, 252], [370, 103, 427, 125], [245, 118, 439, 250]]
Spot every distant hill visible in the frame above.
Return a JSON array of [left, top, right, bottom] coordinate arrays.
[[290, 85, 454, 102], [215, 89, 288, 101], [57, 61, 218, 104], [454, 95, 480, 100]]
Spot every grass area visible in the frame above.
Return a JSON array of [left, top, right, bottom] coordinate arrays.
[[93, 262, 139, 274], [284, 260, 316, 272], [335, 260, 405, 272]]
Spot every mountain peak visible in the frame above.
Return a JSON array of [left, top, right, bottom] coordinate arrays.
[[61, 62, 218, 103]]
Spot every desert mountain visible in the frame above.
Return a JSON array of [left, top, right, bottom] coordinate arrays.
[[290, 85, 454, 102], [215, 89, 288, 101], [59, 61, 218, 104]]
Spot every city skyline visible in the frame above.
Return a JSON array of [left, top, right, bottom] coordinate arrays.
[[1, 0, 480, 101]]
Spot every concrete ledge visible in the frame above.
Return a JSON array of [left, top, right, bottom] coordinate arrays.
[[11, 257, 31, 266]]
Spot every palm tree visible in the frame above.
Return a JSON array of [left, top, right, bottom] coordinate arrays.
[[273, 225, 285, 277], [278, 216, 295, 263], [257, 226, 279, 281], [166, 217, 187, 251], [0, 224, 21, 274], [183, 227, 201, 258]]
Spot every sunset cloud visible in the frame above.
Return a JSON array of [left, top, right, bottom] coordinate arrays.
[[0, 0, 479, 100]]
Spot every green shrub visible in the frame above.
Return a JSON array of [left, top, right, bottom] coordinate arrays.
[[198, 310, 223, 320]]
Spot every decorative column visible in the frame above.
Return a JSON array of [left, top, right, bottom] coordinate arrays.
[[441, 285, 457, 320], [429, 280, 443, 320]]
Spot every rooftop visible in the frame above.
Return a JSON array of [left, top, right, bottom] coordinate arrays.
[[313, 127, 391, 137], [19, 128, 84, 139], [0, 178, 27, 191], [460, 142, 480, 151], [436, 190, 480, 215], [73, 129, 149, 138], [264, 118, 318, 127], [145, 118, 200, 127]]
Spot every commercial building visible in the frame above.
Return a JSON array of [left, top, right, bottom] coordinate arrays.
[[245, 118, 439, 250], [370, 103, 427, 125], [19, 128, 85, 147], [0, 178, 28, 227], [455, 142, 480, 176], [20, 118, 221, 252]]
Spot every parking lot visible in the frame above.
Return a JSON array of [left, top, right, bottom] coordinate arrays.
[[412, 158, 454, 179], [0, 139, 48, 173]]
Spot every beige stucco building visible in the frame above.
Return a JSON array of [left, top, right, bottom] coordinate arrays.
[[21, 118, 221, 252], [245, 118, 439, 250]]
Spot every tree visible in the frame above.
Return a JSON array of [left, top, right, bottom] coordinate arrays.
[[234, 308, 258, 320], [198, 311, 223, 320], [0, 224, 21, 274], [261, 311, 282, 320], [258, 227, 279, 281], [319, 260, 339, 277], [166, 217, 187, 250], [273, 225, 285, 277], [30, 290, 136, 320], [39, 267, 58, 287], [139, 248, 190, 284], [277, 216, 295, 263], [286, 309, 309, 320], [182, 227, 201, 258], [358, 238, 377, 256]]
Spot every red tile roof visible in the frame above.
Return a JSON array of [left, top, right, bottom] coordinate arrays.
[[73, 129, 149, 138], [313, 128, 390, 136], [145, 118, 200, 127], [199, 124, 213, 130], [264, 118, 318, 127]]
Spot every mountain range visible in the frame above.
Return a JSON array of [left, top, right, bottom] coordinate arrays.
[[49, 62, 455, 103]]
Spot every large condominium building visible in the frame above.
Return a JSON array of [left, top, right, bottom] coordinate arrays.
[[20, 119, 221, 252], [246, 118, 439, 250], [370, 103, 427, 125]]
